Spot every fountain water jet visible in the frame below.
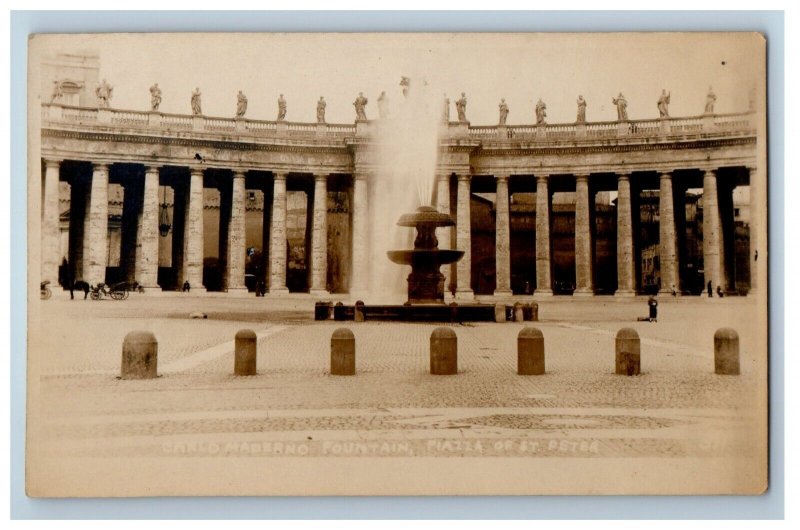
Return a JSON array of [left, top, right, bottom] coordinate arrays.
[[366, 76, 445, 302]]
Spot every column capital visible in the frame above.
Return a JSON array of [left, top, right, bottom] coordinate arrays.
[[189, 166, 204, 177], [457, 173, 472, 182], [535, 174, 550, 183], [314, 172, 329, 182], [354, 172, 369, 181], [273, 171, 288, 181], [436, 172, 452, 182], [574, 173, 590, 182], [43, 158, 62, 168], [703, 168, 718, 178], [659, 171, 674, 179], [92, 162, 110, 172], [617, 173, 631, 182], [746, 164, 757, 173], [232, 170, 247, 179], [494, 174, 510, 182], [143, 164, 161, 173]]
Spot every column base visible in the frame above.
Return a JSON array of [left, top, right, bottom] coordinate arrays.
[[309, 289, 331, 297], [493, 289, 513, 297], [269, 287, 291, 295], [658, 288, 680, 297], [455, 289, 474, 301], [573, 289, 595, 297], [615, 290, 637, 298], [186, 286, 207, 294], [226, 286, 250, 294], [534, 289, 554, 297]]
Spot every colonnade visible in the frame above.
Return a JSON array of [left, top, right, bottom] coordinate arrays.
[[40, 159, 342, 295], [41, 158, 753, 297]]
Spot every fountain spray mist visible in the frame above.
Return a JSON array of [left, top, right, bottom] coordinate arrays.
[[365, 77, 447, 303]]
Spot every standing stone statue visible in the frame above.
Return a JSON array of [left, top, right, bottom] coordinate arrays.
[[277, 94, 287, 121], [191, 87, 202, 115], [612, 92, 628, 121], [704, 86, 717, 114], [498, 98, 509, 125], [442, 94, 450, 122], [377, 91, 389, 119], [95, 79, 113, 108], [455, 92, 468, 122], [353, 92, 368, 121], [50, 80, 63, 104], [316, 96, 326, 123], [657, 89, 671, 118], [236, 90, 248, 118], [149, 83, 162, 111], [576, 95, 587, 123], [535, 98, 547, 125], [400, 77, 410, 99]]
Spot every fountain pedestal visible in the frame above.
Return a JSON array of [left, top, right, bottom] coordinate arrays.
[[387, 206, 464, 305]]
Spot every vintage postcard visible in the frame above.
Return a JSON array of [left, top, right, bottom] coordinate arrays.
[[26, 32, 768, 496]]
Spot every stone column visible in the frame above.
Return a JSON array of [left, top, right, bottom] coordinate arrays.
[[535, 175, 553, 296], [135, 165, 160, 288], [659, 171, 679, 295], [350, 173, 369, 294], [226, 171, 247, 292], [703, 169, 722, 292], [41, 159, 62, 284], [573, 173, 594, 296], [435, 173, 452, 294], [309, 173, 329, 296], [455, 173, 474, 299], [615, 173, 636, 296], [494, 174, 512, 296], [747, 165, 759, 294], [84, 163, 109, 286], [183, 167, 206, 292], [269, 172, 290, 294]]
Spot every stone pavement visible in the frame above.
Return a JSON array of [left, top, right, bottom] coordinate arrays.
[[27, 291, 767, 495]]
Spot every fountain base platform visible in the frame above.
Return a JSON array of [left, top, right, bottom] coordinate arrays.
[[314, 302, 536, 323]]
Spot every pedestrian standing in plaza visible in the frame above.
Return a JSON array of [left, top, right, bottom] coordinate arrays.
[[707, 280, 713, 298], [648, 296, 658, 322], [717, 286, 724, 298]]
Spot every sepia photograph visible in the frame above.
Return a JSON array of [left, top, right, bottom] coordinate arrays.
[[25, 31, 769, 497]]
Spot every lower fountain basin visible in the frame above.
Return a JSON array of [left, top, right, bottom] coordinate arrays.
[[387, 249, 464, 266]]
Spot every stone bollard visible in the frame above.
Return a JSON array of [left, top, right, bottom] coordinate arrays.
[[518, 327, 545, 375], [449, 302, 459, 323], [522, 303, 533, 321], [354, 300, 366, 323], [494, 303, 506, 323], [120, 331, 158, 379], [430, 327, 458, 375], [513, 302, 525, 322], [315, 301, 333, 321], [330, 328, 356, 375], [615, 328, 641, 376], [333, 301, 346, 321], [714, 328, 740, 375], [234, 329, 257, 376]]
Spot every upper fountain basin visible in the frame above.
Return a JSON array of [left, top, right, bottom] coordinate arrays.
[[396, 205, 455, 228]]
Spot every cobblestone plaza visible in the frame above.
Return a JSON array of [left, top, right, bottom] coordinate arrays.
[[28, 292, 766, 495]]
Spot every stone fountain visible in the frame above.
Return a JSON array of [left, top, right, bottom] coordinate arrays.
[[387, 206, 463, 305], [315, 205, 515, 322]]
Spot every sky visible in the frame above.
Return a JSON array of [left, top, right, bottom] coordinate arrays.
[[34, 32, 764, 125]]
